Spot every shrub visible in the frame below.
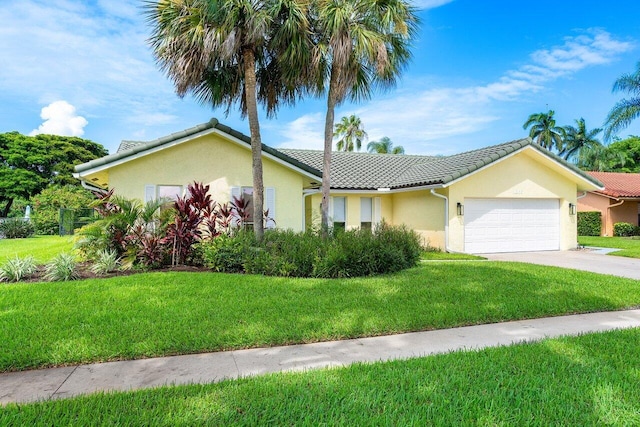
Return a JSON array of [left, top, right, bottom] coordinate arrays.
[[0, 256, 37, 282], [0, 218, 35, 239], [44, 253, 78, 282], [30, 185, 96, 235], [613, 222, 638, 237], [577, 211, 602, 236], [202, 222, 423, 278], [201, 231, 256, 273], [90, 249, 120, 275]]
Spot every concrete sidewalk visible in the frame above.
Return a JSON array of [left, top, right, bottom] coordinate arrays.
[[2, 309, 640, 405]]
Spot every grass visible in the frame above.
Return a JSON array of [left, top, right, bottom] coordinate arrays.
[[421, 251, 485, 260], [579, 236, 640, 258], [0, 236, 74, 263], [2, 328, 639, 425], [2, 262, 640, 372]]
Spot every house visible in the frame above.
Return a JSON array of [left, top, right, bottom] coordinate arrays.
[[578, 171, 640, 236], [74, 118, 602, 253]]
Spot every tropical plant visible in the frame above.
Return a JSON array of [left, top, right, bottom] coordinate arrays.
[[334, 115, 368, 151], [0, 255, 37, 282], [44, 253, 79, 282], [314, 0, 418, 231], [145, 0, 311, 241], [90, 249, 121, 275], [522, 110, 565, 151], [0, 218, 34, 239], [558, 118, 602, 162], [367, 136, 405, 154], [575, 144, 628, 172], [604, 62, 640, 141]]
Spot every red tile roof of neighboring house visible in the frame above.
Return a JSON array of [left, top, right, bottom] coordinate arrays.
[[588, 171, 640, 198]]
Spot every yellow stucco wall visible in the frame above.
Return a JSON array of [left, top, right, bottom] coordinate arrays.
[[447, 150, 578, 252], [107, 133, 309, 231], [391, 190, 445, 249]]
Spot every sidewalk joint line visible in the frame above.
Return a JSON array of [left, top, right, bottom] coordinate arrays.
[[50, 365, 78, 400]]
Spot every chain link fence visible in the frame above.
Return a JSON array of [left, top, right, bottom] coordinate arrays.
[[59, 208, 99, 236]]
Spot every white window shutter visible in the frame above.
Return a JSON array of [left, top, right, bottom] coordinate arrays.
[[373, 197, 382, 226], [144, 185, 156, 203], [361, 197, 372, 222], [329, 197, 334, 222], [265, 187, 276, 229]]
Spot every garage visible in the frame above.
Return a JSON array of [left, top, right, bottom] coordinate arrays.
[[464, 198, 560, 253]]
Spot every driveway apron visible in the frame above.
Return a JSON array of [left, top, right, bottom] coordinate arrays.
[[482, 250, 640, 280]]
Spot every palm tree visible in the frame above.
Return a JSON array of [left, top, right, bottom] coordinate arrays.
[[604, 62, 640, 141], [314, 0, 418, 231], [575, 145, 628, 172], [145, 0, 310, 241], [522, 110, 565, 151], [367, 136, 404, 154], [559, 118, 602, 162], [334, 115, 368, 151]]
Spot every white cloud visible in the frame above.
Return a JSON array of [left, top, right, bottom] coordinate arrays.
[[279, 29, 634, 155], [29, 100, 88, 136], [275, 113, 326, 150]]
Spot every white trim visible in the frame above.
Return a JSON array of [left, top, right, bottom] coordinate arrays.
[[76, 126, 322, 182], [327, 184, 443, 195], [443, 145, 603, 190]]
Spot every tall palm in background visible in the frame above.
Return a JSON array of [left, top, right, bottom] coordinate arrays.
[[559, 118, 602, 162], [367, 136, 405, 154], [314, 0, 418, 230], [523, 110, 565, 151], [145, 0, 311, 241], [575, 145, 628, 172], [604, 62, 640, 141], [334, 115, 367, 151]]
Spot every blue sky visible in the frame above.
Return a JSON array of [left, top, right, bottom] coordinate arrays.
[[1, 0, 640, 156]]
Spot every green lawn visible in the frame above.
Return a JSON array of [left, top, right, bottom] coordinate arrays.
[[0, 236, 74, 263], [2, 262, 639, 372], [579, 236, 640, 258], [2, 328, 639, 425], [421, 251, 485, 260]]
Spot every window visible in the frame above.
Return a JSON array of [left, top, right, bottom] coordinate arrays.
[[144, 184, 182, 203], [361, 197, 372, 231], [230, 187, 276, 229], [332, 196, 346, 231]]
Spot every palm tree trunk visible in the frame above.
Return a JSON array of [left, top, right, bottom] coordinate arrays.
[[242, 47, 265, 241], [321, 64, 340, 236]]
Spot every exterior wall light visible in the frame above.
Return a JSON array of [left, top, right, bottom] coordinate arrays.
[[569, 202, 576, 215], [457, 202, 464, 216]]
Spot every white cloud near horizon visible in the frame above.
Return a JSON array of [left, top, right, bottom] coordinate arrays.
[[410, 0, 454, 10], [29, 100, 88, 136], [276, 29, 635, 154]]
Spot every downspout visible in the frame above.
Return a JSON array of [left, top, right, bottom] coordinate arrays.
[[302, 189, 320, 231], [430, 189, 451, 252], [607, 198, 625, 236]]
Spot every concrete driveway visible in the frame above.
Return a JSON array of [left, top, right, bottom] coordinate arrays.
[[482, 250, 640, 280]]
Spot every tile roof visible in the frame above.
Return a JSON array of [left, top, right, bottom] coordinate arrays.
[[588, 171, 640, 198], [76, 118, 602, 191]]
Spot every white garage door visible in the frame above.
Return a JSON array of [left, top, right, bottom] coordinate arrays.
[[464, 198, 560, 253]]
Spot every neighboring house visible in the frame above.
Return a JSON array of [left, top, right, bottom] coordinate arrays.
[[74, 119, 602, 253], [578, 171, 640, 236]]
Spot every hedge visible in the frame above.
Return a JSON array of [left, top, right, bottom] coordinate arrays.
[[577, 211, 601, 236]]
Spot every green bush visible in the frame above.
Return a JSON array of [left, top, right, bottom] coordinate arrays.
[[613, 222, 638, 237], [30, 185, 96, 235], [201, 232, 256, 273], [577, 211, 602, 236], [0, 218, 35, 239], [201, 223, 423, 278]]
